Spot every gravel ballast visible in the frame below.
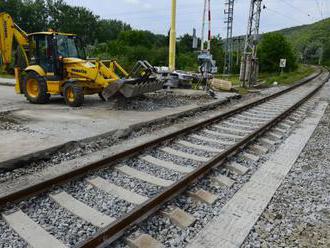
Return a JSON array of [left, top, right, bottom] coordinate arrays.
[[243, 104, 330, 248]]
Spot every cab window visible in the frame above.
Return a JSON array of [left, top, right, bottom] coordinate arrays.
[[29, 34, 54, 72]]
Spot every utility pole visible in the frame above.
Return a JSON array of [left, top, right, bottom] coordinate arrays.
[[240, 0, 263, 87], [223, 0, 235, 75], [201, 0, 211, 51], [169, 0, 176, 72]]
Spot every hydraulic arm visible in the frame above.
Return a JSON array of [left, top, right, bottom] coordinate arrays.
[[0, 12, 29, 69]]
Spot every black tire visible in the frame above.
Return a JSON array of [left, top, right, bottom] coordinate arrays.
[[23, 71, 50, 104], [63, 83, 84, 107]]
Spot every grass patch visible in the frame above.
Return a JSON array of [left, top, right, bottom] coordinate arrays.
[[215, 64, 316, 95], [260, 64, 316, 86]]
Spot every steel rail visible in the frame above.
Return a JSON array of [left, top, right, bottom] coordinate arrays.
[[0, 70, 323, 208], [0, 70, 328, 248], [77, 70, 329, 248]]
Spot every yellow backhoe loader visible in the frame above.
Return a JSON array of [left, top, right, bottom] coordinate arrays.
[[0, 12, 164, 107]]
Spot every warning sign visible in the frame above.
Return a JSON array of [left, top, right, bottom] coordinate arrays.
[[280, 59, 287, 68]]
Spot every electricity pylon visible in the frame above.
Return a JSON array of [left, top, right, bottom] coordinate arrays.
[[223, 0, 235, 75], [240, 0, 263, 87]]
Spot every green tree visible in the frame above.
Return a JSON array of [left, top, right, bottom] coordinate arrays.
[[322, 40, 330, 66], [96, 19, 131, 43], [177, 34, 194, 53], [258, 33, 297, 72], [47, 0, 99, 43], [210, 36, 225, 72]]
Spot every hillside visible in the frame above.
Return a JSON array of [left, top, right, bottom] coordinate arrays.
[[275, 18, 330, 65], [278, 18, 330, 45]]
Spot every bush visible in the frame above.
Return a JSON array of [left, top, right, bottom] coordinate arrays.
[[258, 33, 297, 73]]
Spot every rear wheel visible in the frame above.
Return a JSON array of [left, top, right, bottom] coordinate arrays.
[[23, 71, 50, 104], [63, 83, 84, 107]]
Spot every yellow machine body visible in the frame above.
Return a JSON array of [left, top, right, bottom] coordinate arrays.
[[0, 12, 163, 107]]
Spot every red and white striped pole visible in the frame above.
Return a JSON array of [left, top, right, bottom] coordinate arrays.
[[207, 0, 211, 51]]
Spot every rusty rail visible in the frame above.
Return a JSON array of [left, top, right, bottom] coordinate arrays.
[[0, 69, 328, 248], [77, 70, 329, 247]]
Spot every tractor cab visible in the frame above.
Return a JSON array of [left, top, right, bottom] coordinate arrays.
[[28, 32, 85, 78]]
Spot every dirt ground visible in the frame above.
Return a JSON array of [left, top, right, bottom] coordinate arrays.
[[0, 84, 237, 164]]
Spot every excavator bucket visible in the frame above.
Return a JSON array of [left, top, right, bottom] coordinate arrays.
[[102, 61, 165, 99]]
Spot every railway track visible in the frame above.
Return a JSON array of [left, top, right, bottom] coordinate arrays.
[[0, 70, 329, 248]]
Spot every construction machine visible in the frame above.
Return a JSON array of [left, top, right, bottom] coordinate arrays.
[[0, 12, 164, 107]]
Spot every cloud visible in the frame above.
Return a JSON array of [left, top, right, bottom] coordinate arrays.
[[124, 0, 151, 9], [124, 0, 140, 5], [143, 3, 152, 9], [65, 0, 330, 36]]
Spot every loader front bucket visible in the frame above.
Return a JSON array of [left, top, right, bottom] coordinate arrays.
[[102, 77, 164, 100], [102, 60, 165, 100], [119, 77, 164, 98]]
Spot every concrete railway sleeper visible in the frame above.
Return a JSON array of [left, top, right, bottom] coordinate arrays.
[[0, 70, 329, 248]]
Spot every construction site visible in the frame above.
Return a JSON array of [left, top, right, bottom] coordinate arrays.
[[0, 0, 329, 248]]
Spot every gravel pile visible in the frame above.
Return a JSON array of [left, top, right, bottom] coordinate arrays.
[[107, 91, 214, 112], [243, 105, 330, 248], [0, 112, 33, 133]]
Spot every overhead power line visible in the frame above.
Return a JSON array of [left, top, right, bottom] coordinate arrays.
[[278, 0, 314, 21], [263, 6, 303, 25], [315, 0, 324, 19]]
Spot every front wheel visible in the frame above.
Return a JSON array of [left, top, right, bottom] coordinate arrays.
[[63, 83, 84, 107], [23, 71, 50, 104]]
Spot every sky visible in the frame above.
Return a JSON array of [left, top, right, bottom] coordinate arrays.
[[65, 0, 330, 37]]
